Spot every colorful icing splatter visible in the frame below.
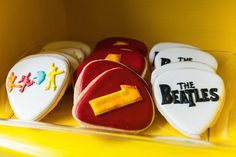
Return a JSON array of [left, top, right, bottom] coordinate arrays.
[[18, 72, 35, 93], [33, 71, 46, 85], [45, 63, 64, 91], [7, 72, 22, 92]]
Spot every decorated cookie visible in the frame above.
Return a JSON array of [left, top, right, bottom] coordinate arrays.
[[152, 69, 225, 138], [57, 48, 85, 63], [150, 62, 215, 85], [95, 37, 148, 56], [73, 48, 147, 83], [73, 67, 155, 132], [74, 59, 150, 99], [153, 47, 217, 70], [74, 60, 128, 98], [6, 54, 70, 121], [149, 42, 198, 67], [41, 41, 91, 57], [40, 51, 79, 72]]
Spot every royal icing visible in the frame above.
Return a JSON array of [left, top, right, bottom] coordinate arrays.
[[7, 72, 21, 92], [152, 69, 225, 138], [18, 72, 35, 93], [153, 47, 217, 70], [74, 60, 129, 99], [58, 48, 85, 64], [6, 54, 70, 121], [41, 41, 91, 57], [89, 85, 143, 116], [95, 37, 148, 56], [73, 49, 147, 83], [149, 42, 198, 67], [73, 67, 154, 132], [105, 53, 122, 62], [44, 63, 64, 91], [150, 62, 215, 85], [33, 71, 46, 85]]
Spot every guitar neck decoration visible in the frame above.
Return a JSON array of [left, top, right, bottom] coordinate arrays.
[[89, 85, 143, 116], [112, 41, 129, 46], [105, 53, 122, 62]]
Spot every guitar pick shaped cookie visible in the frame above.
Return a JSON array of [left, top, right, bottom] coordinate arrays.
[[57, 48, 85, 64], [149, 42, 198, 67], [74, 59, 134, 99], [42, 40, 91, 57], [73, 67, 155, 132], [95, 37, 148, 56], [153, 69, 225, 138], [6, 54, 70, 121], [40, 51, 80, 72], [150, 62, 214, 85], [153, 47, 217, 70], [73, 48, 147, 83]]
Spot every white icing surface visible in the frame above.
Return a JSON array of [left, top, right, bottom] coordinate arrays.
[[58, 48, 85, 63], [153, 69, 224, 137], [149, 42, 198, 67], [6, 55, 70, 121], [38, 51, 78, 72], [41, 41, 91, 57], [150, 62, 215, 85], [154, 47, 218, 70]]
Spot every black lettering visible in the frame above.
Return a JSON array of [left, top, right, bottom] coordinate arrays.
[[159, 84, 173, 104], [185, 89, 196, 107], [189, 82, 195, 88], [152, 51, 159, 66], [171, 90, 180, 104], [161, 58, 171, 66], [209, 88, 219, 101], [179, 90, 189, 104], [201, 88, 210, 101], [193, 89, 204, 102], [178, 57, 193, 61], [177, 82, 185, 90]]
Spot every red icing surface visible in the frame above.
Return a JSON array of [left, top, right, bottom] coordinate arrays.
[[95, 37, 148, 56], [74, 68, 154, 131], [79, 60, 128, 93], [73, 48, 145, 83]]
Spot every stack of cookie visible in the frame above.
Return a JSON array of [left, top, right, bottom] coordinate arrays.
[[149, 42, 225, 138], [6, 41, 91, 121], [72, 37, 155, 133]]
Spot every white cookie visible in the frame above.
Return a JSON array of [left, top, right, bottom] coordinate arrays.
[[153, 69, 225, 138], [57, 48, 85, 63], [41, 41, 91, 57], [38, 51, 79, 72], [6, 54, 70, 121], [150, 62, 215, 85], [154, 47, 217, 70], [149, 42, 198, 67]]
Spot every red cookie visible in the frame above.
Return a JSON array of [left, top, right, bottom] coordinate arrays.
[[73, 48, 147, 83], [73, 67, 155, 132], [94, 37, 148, 56], [74, 60, 130, 98]]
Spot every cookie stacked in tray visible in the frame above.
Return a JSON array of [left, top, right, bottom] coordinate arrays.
[[149, 42, 225, 138], [73, 37, 155, 133]]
